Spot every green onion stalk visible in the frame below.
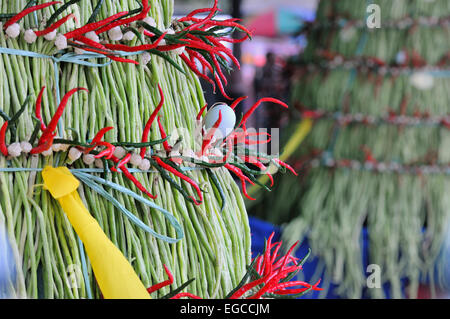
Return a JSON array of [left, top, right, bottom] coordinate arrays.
[[248, 0, 450, 298], [0, 0, 251, 299]]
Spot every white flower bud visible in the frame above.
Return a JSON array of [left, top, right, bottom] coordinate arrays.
[[85, 31, 100, 43], [165, 28, 175, 35], [7, 142, 22, 157], [138, 158, 151, 171], [83, 154, 95, 165], [5, 23, 20, 39], [55, 33, 68, 50], [68, 147, 82, 161], [44, 29, 57, 41], [59, 143, 70, 152], [41, 148, 53, 157], [52, 143, 63, 152], [123, 31, 135, 41], [113, 146, 127, 159], [24, 29, 37, 44], [143, 17, 156, 28], [130, 153, 143, 166], [173, 46, 185, 56], [20, 141, 32, 154], [141, 52, 152, 65], [108, 26, 123, 41], [94, 158, 104, 168]]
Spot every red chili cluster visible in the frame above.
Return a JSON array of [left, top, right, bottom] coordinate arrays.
[[197, 96, 297, 201], [3, 1, 76, 37], [173, 0, 252, 99], [229, 233, 322, 299], [31, 87, 88, 155], [146, 232, 322, 299]]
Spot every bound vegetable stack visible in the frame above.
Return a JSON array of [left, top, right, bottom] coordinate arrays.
[[250, 0, 450, 298], [0, 0, 309, 299]]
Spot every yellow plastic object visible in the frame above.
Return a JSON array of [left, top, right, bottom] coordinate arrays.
[[248, 118, 313, 196], [42, 166, 150, 299]]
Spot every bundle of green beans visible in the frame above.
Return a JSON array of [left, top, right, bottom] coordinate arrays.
[[0, 0, 251, 299], [249, 0, 450, 298]]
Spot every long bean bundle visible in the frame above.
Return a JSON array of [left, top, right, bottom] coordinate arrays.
[[0, 0, 251, 299], [250, 0, 450, 298]]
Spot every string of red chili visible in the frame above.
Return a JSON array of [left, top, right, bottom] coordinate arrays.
[[64, 11, 129, 39], [31, 87, 88, 154], [94, 0, 151, 35], [4, 1, 61, 29], [34, 14, 76, 37]]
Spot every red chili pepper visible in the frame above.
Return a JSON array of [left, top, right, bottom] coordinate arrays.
[[35, 14, 76, 36], [186, 49, 215, 75], [35, 86, 47, 132], [4, 1, 61, 29], [147, 264, 173, 294], [64, 11, 129, 39], [0, 121, 9, 156], [93, 141, 115, 160], [170, 293, 203, 300], [68, 41, 111, 56], [156, 116, 172, 153], [210, 54, 228, 86], [180, 0, 219, 20], [205, 35, 240, 69], [214, 72, 232, 100], [117, 153, 157, 199], [192, 19, 252, 36], [242, 156, 274, 187], [230, 96, 247, 110], [273, 159, 298, 176], [229, 277, 266, 299], [106, 55, 139, 65], [224, 164, 255, 200], [94, 0, 151, 35], [74, 35, 108, 51], [214, 34, 249, 44], [104, 32, 167, 52], [184, 0, 218, 31], [196, 104, 208, 121], [202, 110, 222, 155], [179, 53, 216, 90], [30, 134, 55, 155], [155, 44, 186, 52], [140, 84, 164, 158], [153, 156, 203, 205], [240, 98, 289, 128], [39, 88, 88, 144], [85, 127, 114, 153]]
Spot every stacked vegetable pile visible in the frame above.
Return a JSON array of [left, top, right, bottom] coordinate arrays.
[[0, 0, 310, 299], [250, 0, 450, 298]]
